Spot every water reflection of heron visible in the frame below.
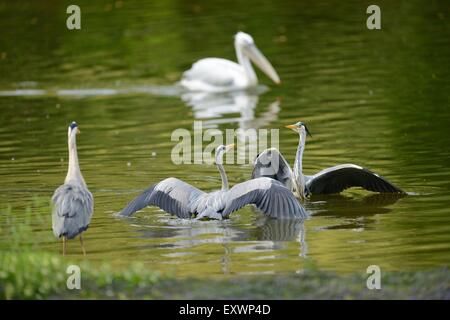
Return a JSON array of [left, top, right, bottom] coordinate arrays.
[[309, 193, 405, 230], [254, 216, 308, 257], [124, 208, 309, 272], [310, 193, 405, 218]]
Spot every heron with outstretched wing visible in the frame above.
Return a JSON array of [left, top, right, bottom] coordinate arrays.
[[252, 122, 404, 200], [119, 144, 307, 220]]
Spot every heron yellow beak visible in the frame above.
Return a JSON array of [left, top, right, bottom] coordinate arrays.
[[225, 143, 235, 151], [76, 128, 81, 134], [285, 124, 297, 130]]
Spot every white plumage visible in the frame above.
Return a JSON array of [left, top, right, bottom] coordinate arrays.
[[181, 32, 280, 92]]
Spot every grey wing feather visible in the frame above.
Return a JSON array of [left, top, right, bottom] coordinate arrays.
[[306, 164, 404, 195], [252, 148, 293, 191], [52, 183, 94, 239], [222, 177, 308, 219], [119, 177, 205, 218], [118, 184, 156, 217]]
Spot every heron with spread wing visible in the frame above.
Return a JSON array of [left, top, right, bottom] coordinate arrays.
[[252, 122, 404, 200], [52, 122, 93, 256], [119, 144, 307, 220]]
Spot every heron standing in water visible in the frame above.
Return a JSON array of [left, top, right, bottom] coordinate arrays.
[[52, 122, 93, 256], [180, 32, 280, 92], [252, 122, 404, 200], [120, 144, 307, 220]]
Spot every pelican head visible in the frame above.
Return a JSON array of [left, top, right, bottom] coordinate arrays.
[[215, 143, 235, 164], [285, 122, 312, 137], [235, 32, 280, 84]]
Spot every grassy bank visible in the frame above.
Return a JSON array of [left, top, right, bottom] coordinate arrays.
[[1, 250, 448, 299], [1, 201, 449, 299]]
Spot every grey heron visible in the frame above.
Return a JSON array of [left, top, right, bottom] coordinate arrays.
[[252, 122, 404, 200], [180, 32, 280, 92], [52, 122, 93, 256], [119, 144, 307, 219]]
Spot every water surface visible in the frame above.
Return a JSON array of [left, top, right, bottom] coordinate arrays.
[[0, 0, 449, 277]]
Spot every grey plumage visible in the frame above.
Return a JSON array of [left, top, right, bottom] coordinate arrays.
[[221, 178, 304, 219], [120, 177, 306, 220], [52, 121, 93, 255], [120, 145, 307, 220], [119, 178, 203, 219], [251, 148, 293, 190], [52, 183, 93, 239], [253, 122, 404, 198]]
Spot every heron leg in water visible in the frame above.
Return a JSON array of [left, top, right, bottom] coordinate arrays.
[[79, 234, 86, 256], [63, 236, 67, 256]]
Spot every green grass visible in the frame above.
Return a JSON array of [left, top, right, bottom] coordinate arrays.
[[0, 251, 161, 299], [1, 250, 448, 299]]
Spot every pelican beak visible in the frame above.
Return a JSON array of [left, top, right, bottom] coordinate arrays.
[[225, 143, 235, 152], [245, 44, 280, 84], [285, 124, 297, 131]]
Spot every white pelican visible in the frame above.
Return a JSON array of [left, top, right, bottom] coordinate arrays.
[[180, 32, 280, 92], [252, 122, 405, 200]]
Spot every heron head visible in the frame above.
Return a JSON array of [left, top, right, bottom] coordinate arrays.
[[285, 121, 312, 137], [216, 143, 235, 154], [68, 121, 80, 137], [215, 144, 235, 164]]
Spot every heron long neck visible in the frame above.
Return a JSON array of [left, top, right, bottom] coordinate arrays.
[[65, 135, 85, 185], [293, 131, 306, 199], [235, 43, 257, 86], [216, 152, 229, 191]]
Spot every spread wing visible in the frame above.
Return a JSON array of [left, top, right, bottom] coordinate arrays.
[[252, 148, 293, 191], [222, 177, 307, 219], [119, 177, 205, 218], [306, 164, 404, 194]]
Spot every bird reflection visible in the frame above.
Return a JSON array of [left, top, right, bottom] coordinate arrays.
[[253, 216, 308, 257], [308, 193, 405, 230], [253, 216, 305, 241], [181, 89, 280, 130], [124, 208, 308, 264]]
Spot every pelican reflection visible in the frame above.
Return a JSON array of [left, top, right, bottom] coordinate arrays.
[[181, 89, 279, 130]]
